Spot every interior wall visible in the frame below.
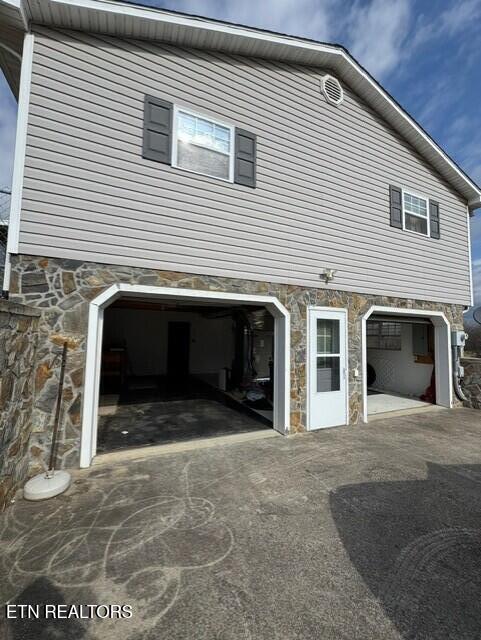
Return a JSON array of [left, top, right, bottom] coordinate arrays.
[[103, 308, 234, 376], [367, 323, 433, 397]]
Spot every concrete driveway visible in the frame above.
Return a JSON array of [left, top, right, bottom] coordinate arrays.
[[2, 407, 481, 640]]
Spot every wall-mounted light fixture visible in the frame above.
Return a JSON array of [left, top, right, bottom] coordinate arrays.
[[321, 268, 337, 284]]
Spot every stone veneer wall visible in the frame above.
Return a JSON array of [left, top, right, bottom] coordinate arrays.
[[0, 299, 40, 510], [461, 358, 481, 409], [9, 254, 465, 471]]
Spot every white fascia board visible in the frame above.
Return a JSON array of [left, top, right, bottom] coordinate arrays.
[[18, 0, 28, 31], [47, 0, 481, 206], [6, 32, 33, 258], [50, 0, 341, 53]]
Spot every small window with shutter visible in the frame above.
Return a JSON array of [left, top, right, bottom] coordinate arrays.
[[143, 96, 256, 187], [389, 185, 440, 239]]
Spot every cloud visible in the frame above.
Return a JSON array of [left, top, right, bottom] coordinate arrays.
[[469, 165, 481, 186], [411, 0, 481, 51], [344, 0, 411, 79], [0, 72, 17, 192]]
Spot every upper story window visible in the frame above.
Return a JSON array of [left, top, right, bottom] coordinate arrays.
[[143, 95, 256, 187], [173, 108, 234, 182], [403, 191, 429, 236], [389, 185, 440, 240]]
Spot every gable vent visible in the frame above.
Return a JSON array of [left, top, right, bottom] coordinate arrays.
[[321, 75, 344, 106]]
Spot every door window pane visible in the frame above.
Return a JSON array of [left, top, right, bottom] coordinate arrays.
[[317, 356, 340, 392], [317, 319, 340, 354]]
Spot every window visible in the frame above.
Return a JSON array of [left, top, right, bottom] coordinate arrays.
[[367, 321, 401, 350], [316, 318, 341, 392], [173, 108, 234, 181], [403, 191, 429, 236]]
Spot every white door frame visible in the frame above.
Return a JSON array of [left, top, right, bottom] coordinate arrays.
[[80, 283, 290, 467], [361, 305, 452, 422], [306, 306, 349, 430]]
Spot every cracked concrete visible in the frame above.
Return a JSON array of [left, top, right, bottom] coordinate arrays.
[[1, 407, 481, 639]]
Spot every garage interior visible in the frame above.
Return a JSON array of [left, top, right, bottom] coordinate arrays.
[[366, 315, 435, 416], [96, 297, 275, 453]]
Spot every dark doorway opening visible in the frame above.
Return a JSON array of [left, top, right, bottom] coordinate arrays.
[[167, 321, 190, 377]]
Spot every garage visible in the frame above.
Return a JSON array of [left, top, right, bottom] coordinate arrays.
[[80, 285, 290, 467], [362, 306, 452, 421]]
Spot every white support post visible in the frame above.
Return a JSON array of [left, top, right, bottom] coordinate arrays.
[[4, 33, 34, 291]]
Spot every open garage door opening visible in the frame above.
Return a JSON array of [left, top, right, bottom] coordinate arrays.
[[366, 314, 437, 417], [96, 297, 276, 453]]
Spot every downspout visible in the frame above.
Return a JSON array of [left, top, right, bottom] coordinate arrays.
[[451, 330, 468, 402]]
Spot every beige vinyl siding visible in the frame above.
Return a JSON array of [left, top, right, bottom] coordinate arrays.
[[19, 26, 472, 304]]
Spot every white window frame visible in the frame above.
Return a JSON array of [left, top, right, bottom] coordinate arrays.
[[172, 104, 235, 183], [401, 188, 430, 237], [366, 320, 402, 351]]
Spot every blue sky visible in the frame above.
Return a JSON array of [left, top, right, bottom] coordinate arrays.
[[1, 0, 480, 301]]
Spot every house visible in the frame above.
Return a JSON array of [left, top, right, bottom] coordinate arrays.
[[0, 0, 479, 472]]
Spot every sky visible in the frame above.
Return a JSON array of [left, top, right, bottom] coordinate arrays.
[[0, 0, 480, 302]]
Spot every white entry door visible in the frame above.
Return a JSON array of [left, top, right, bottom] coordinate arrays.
[[308, 308, 347, 430]]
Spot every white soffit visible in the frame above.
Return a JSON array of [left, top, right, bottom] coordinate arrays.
[[6, 0, 481, 208]]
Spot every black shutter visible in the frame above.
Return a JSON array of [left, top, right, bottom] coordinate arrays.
[[429, 200, 440, 239], [234, 128, 256, 187], [389, 185, 403, 229], [142, 95, 172, 164]]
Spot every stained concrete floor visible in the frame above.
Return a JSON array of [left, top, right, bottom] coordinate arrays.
[[2, 407, 481, 640], [97, 397, 269, 453], [97, 377, 270, 453]]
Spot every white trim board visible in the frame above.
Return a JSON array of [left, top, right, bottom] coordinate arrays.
[[467, 205, 474, 307], [79, 284, 291, 468], [361, 306, 452, 423], [5, 32, 33, 259]]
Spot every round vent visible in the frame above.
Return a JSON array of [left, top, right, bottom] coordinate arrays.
[[321, 75, 344, 106]]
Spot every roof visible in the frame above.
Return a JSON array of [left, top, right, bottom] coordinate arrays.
[[1, 0, 480, 209]]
